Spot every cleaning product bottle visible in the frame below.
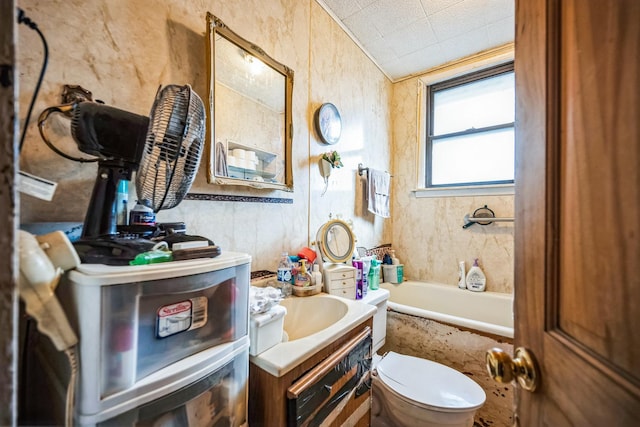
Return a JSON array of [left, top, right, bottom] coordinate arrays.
[[465, 258, 486, 292], [458, 261, 466, 289], [368, 259, 381, 290], [296, 259, 312, 287]]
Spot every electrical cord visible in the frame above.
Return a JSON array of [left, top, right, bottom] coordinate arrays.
[[17, 9, 99, 163], [64, 346, 78, 427], [20, 319, 78, 426], [37, 103, 101, 163], [17, 7, 49, 153]]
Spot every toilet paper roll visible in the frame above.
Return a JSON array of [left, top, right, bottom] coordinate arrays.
[[232, 148, 246, 159], [244, 159, 257, 170]]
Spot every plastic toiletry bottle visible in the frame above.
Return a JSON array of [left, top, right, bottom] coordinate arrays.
[[368, 259, 381, 290], [466, 258, 486, 292], [361, 257, 372, 295], [289, 255, 300, 286], [458, 261, 466, 289], [390, 250, 400, 265], [296, 259, 312, 287], [129, 199, 156, 226], [276, 252, 293, 297], [312, 264, 323, 291], [116, 180, 129, 225], [353, 259, 364, 299]]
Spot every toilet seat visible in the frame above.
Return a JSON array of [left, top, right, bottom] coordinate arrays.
[[375, 352, 485, 412]]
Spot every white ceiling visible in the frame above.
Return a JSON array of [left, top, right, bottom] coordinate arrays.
[[317, 0, 514, 82]]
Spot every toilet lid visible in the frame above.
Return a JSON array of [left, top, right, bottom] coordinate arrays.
[[376, 352, 486, 411]]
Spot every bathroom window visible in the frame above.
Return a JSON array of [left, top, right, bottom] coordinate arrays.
[[425, 62, 515, 188]]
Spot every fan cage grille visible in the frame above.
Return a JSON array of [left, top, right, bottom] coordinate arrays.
[[136, 85, 205, 211]]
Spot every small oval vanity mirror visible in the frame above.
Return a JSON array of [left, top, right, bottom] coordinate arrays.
[[316, 220, 355, 264], [206, 13, 294, 191]]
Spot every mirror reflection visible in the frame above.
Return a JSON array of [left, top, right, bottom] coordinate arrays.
[[317, 220, 355, 263], [206, 13, 294, 191]]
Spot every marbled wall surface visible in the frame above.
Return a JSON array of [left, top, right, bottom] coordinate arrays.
[[391, 77, 514, 293], [16, 0, 392, 271], [308, 1, 393, 250], [382, 310, 515, 427]]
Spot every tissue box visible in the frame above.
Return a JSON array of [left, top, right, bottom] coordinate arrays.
[[249, 305, 287, 356]]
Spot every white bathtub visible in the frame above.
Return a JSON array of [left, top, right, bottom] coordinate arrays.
[[380, 281, 514, 338]]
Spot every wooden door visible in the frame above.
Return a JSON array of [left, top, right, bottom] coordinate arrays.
[[514, 0, 640, 425]]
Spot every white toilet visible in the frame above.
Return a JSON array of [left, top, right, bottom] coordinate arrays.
[[362, 288, 486, 427]]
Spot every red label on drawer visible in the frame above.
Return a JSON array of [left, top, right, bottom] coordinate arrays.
[[158, 301, 192, 317]]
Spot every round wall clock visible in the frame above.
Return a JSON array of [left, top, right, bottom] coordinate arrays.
[[314, 103, 342, 145]]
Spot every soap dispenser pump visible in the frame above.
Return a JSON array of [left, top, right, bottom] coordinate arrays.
[[296, 259, 312, 287], [465, 259, 486, 292]]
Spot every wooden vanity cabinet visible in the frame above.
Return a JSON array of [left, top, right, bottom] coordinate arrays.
[[249, 319, 373, 426]]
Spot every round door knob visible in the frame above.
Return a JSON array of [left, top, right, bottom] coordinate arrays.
[[486, 347, 540, 392]]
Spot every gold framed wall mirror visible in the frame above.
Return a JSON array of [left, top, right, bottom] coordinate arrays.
[[206, 13, 294, 192]]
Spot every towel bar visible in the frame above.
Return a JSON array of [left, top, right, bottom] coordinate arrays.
[[464, 215, 514, 224], [463, 205, 514, 229], [358, 163, 393, 177]]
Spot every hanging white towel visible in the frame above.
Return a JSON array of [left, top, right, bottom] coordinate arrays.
[[367, 168, 391, 218], [215, 141, 228, 176]]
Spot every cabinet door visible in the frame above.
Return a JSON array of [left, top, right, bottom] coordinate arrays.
[[286, 327, 372, 427]]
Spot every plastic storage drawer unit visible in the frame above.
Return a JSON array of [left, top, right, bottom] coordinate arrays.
[[59, 252, 251, 416], [79, 337, 250, 427]]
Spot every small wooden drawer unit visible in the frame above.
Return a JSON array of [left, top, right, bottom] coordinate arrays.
[[323, 264, 356, 299]]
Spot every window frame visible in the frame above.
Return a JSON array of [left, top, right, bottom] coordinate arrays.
[[425, 61, 515, 188]]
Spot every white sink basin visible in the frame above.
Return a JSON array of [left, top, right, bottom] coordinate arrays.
[[280, 294, 349, 340], [250, 293, 375, 377]]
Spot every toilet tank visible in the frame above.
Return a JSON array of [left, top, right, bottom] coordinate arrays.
[[361, 288, 390, 352]]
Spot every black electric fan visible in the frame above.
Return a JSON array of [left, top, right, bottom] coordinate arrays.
[[38, 85, 207, 264]]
